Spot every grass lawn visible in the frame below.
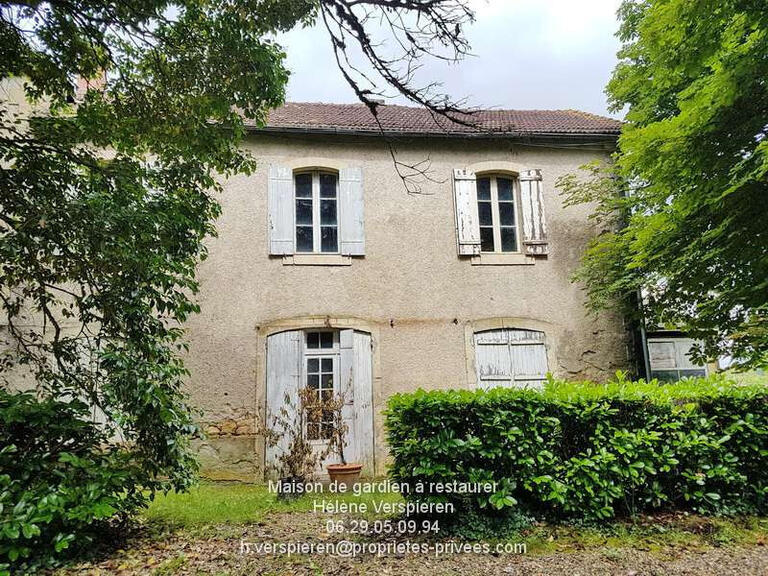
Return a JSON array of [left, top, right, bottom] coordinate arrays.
[[142, 481, 403, 527]]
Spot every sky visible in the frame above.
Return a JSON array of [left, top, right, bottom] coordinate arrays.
[[279, 0, 624, 118]]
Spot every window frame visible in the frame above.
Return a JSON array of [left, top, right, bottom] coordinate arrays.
[[476, 174, 521, 254], [293, 170, 340, 254], [302, 330, 340, 442]]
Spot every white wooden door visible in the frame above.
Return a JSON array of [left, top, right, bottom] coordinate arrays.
[[266, 329, 374, 474], [474, 328, 548, 389]]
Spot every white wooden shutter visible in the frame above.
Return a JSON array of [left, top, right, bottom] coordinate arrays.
[[453, 169, 481, 256], [474, 329, 548, 389], [519, 169, 548, 256], [265, 330, 302, 469], [339, 167, 365, 255], [268, 164, 294, 255], [338, 329, 374, 472]]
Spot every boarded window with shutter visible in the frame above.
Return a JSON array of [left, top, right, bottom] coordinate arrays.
[[474, 328, 549, 389]]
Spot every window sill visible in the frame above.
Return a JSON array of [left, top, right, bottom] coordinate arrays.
[[470, 253, 535, 266], [282, 254, 352, 266]]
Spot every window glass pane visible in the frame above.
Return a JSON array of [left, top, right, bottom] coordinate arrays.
[[306, 332, 319, 349], [651, 370, 680, 383], [295, 173, 312, 198], [307, 421, 319, 440], [307, 358, 319, 373], [480, 227, 495, 252], [321, 227, 338, 253], [321, 358, 333, 372], [320, 173, 337, 198], [321, 422, 333, 439], [307, 374, 319, 389], [478, 201, 493, 226], [500, 228, 517, 252], [296, 199, 313, 225], [320, 199, 337, 225], [499, 202, 515, 226], [320, 332, 334, 349], [477, 177, 491, 200], [296, 226, 313, 252], [321, 373, 334, 390], [497, 178, 514, 201], [679, 369, 706, 379]]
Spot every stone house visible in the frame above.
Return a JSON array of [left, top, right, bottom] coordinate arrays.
[[186, 102, 632, 480]]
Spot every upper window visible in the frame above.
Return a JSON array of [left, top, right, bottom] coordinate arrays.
[[476, 175, 519, 253], [294, 171, 339, 253]]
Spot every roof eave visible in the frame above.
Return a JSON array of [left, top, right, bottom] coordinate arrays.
[[246, 125, 620, 143]]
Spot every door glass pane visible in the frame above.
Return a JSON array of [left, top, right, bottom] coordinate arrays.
[[320, 173, 337, 198], [497, 177, 514, 201], [477, 177, 491, 200], [307, 358, 319, 372], [478, 201, 493, 226], [500, 228, 517, 252], [296, 226, 313, 252], [321, 358, 333, 372], [499, 202, 515, 226], [321, 226, 338, 253], [321, 373, 334, 390], [296, 199, 313, 225], [320, 199, 337, 225], [480, 227, 495, 252], [295, 173, 312, 198], [320, 332, 334, 349], [307, 374, 319, 389], [306, 332, 319, 349]]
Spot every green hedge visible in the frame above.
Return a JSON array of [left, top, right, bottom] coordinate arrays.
[[386, 374, 768, 521], [0, 391, 150, 574]]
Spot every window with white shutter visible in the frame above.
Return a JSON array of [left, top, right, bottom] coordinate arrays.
[[269, 164, 364, 260], [474, 328, 549, 389], [647, 337, 707, 382], [453, 167, 548, 261]]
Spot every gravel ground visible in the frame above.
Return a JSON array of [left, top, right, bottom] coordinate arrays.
[[52, 512, 768, 576]]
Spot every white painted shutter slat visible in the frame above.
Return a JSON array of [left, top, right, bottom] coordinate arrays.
[[519, 169, 549, 256], [352, 330, 374, 472], [338, 329, 357, 464], [268, 164, 294, 255], [265, 330, 302, 469], [339, 167, 365, 255], [453, 169, 481, 256]]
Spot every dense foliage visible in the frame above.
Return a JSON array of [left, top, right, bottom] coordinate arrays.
[[386, 374, 768, 526], [0, 390, 150, 574], [559, 0, 768, 368]]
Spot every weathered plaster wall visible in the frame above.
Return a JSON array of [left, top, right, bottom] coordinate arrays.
[[187, 132, 629, 480]]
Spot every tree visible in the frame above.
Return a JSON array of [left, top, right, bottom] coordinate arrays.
[[0, 0, 474, 554], [560, 0, 768, 369]]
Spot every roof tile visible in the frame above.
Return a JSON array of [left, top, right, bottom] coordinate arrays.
[[252, 102, 621, 137]]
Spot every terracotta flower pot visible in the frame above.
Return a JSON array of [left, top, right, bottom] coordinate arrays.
[[326, 462, 363, 489]]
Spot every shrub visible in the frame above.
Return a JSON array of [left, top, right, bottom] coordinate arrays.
[[0, 390, 152, 574], [386, 373, 768, 524]]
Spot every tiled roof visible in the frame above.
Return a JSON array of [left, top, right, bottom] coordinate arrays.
[[250, 102, 621, 137]]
